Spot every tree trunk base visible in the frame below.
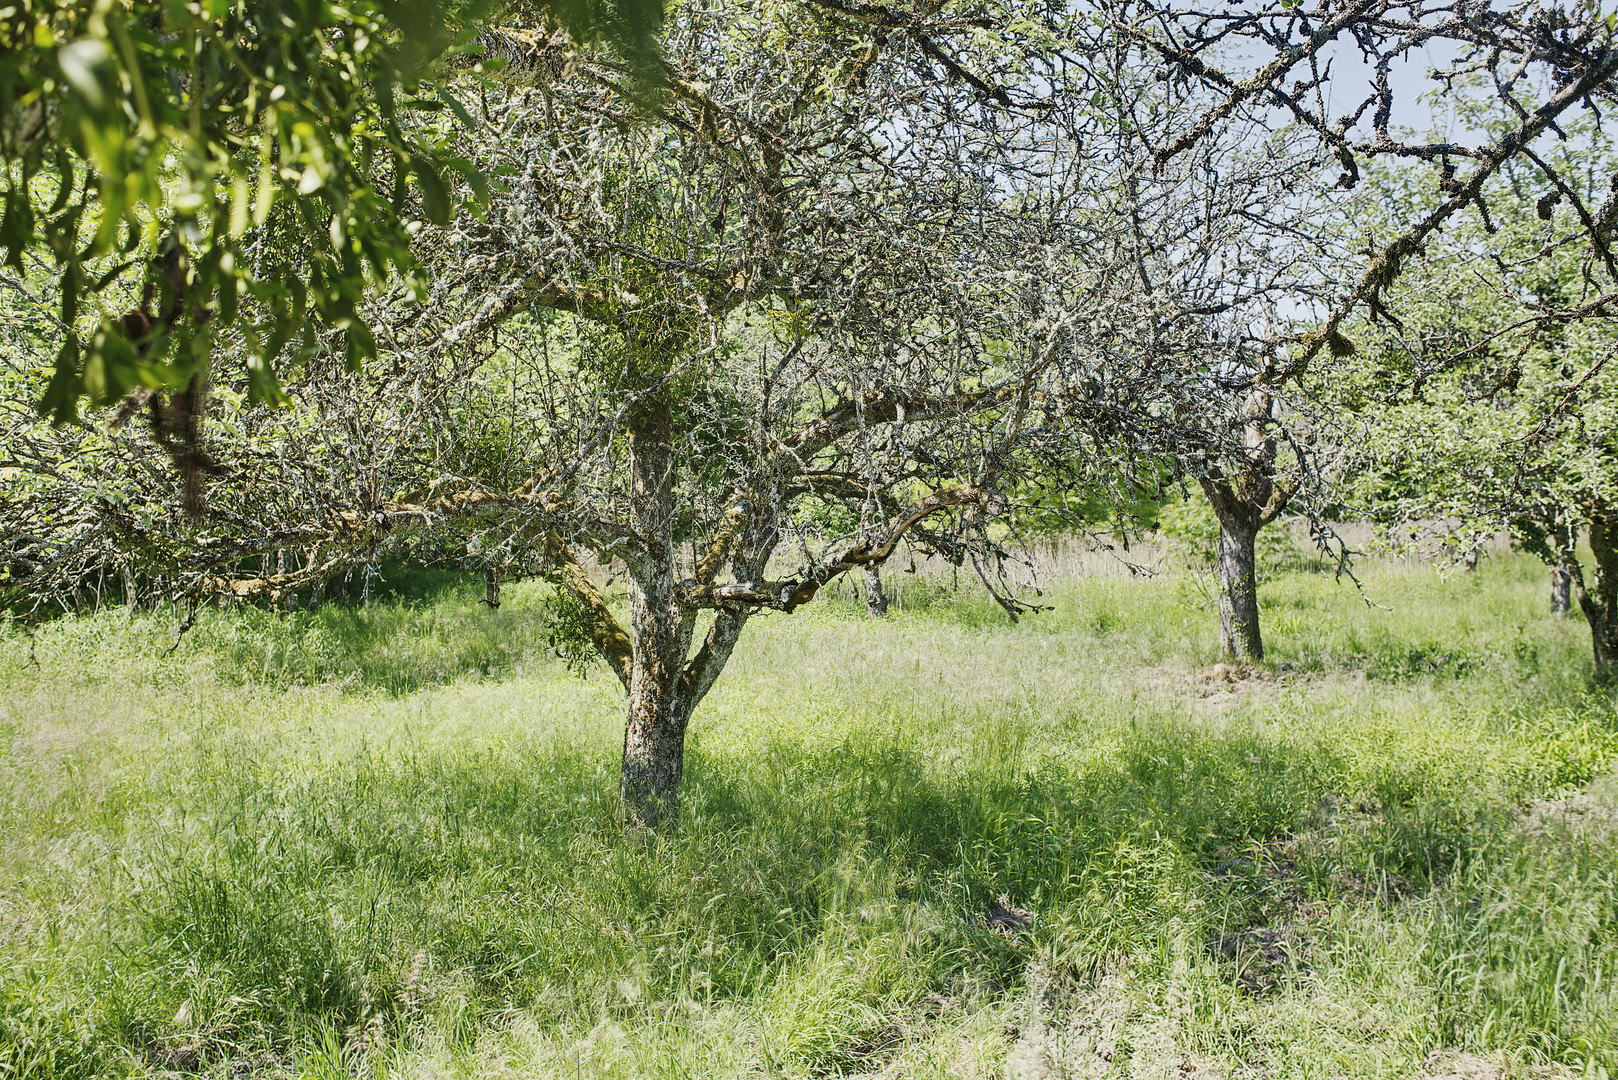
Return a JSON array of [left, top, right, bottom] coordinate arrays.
[[1216, 520, 1263, 663], [621, 684, 693, 832]]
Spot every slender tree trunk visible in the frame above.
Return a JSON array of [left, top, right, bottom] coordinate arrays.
[[1575, 513, 1618, 684], [856, 498, 889, 617], [1200, 472, 1267, 665], [864, 565, 888, 617], [1551, 561, 1573, 616], [1215, 515, 1263, 662], [621, 404, 698, 831], [276, 549, 300, 611]]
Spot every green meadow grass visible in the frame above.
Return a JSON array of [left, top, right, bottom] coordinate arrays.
[[1, 547, 1615, 1078]]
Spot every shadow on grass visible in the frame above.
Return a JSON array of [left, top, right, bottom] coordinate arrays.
[[11, 682, 1618, 1075], [106, 714, 1451, 1039]]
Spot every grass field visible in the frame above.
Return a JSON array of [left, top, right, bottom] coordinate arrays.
[[2, 545, 1616, 1079]]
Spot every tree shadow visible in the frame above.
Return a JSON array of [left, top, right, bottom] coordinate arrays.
[[117, 702, 1504, 1052]]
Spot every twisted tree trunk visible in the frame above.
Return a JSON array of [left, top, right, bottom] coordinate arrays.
[[557, 395, 984, 829], [1197, 390, 1292, 665]]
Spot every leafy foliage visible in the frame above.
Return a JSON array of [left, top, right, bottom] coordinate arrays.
[[1331, 114, 1618, 596], [0, 0, 661, 419]]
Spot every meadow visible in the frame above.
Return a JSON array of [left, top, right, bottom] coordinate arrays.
[[1, 542, 1616, 1079]]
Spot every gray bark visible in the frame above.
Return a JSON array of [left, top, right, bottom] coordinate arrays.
[[1573, 512, 1618, 684], [620, 404, 699, 832], [558, 395, 782, 831], [591, 378, 974, 827], [1551, 561, 1573, 616], [1195, 388, 1294, 664], [276, 549, 300, 610], [1215, 516, 1263, 662], [864, 565, 889, 617]]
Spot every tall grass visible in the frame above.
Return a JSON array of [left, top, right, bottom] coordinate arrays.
[[1, 546, 1615, 1078]]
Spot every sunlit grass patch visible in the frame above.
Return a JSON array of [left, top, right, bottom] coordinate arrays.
[[1, 550, 1616, 1077]]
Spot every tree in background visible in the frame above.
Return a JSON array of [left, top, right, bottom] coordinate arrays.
[[1196, 388, 1297, 662], [1070, 29, 1344, 664], [1336, 114, 1618, 680], [1116, 0, 1618, 370], [1061, 1, 1618, 663]]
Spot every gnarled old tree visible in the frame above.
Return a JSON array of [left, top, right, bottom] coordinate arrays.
[[1187, 377, 1347, 664], [1197, 388, 1295, 662], [384, 3, 1236, 828], [1055, 0, 1618, 663], [3, 0, 1253, 829], [1065, 33, 1346, 665]]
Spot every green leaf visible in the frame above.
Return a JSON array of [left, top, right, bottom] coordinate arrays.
[[90, 259, 137, 292], [373, 74, 397, 123], [39, 340, 83, 426], [0, 192, 31, 271], [448, 156, 488, 208], [343, 317, 377, 371], [436, 86, 479, 130], [217, 273, 239, 325], [47, 151, 76, 216], [411, 155, 451, 225], [61, 264, 79, 327], [57, 39, 112, 110], [245, 354, 289, 406]]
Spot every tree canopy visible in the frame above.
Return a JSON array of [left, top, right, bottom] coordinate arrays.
[[2, 0, 1306, 827], [0, 0, 661, 420], [1337, 112, 1618, 677]]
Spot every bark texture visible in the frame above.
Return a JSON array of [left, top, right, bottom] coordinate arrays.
[[1573, 511, 1618, 684], [535, 376, 1007, 830], [1215, 514, 1262, 662], [621, 404, 698, 832], [864, 565, 889, 617], [1197, 389, 1294, 664], [1551, 561, 1573, 616]]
